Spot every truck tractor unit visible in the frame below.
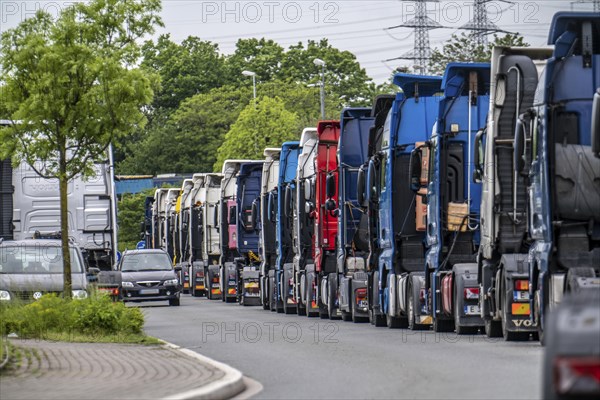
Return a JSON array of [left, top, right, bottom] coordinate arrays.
[[234, 161, 265, 306], [304, 121, 341, 319], [1, 153, 119, 271], [259, 148, 282, 310], [188, 173, 208, 297], [518, 12, 600, 342], [174, 179, 194, 293], [408, 64, 490, 333], [364, 76, 443, 329], [218, 160, 260, 303], [476, 46, 553, 340], [292, 128, 319, 316], [329, 105, 379, 322], [203, 173, 224, 300], [270, 141, 300, 314]]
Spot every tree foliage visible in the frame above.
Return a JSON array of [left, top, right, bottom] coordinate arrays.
[[0, 0, 161, 296], [428, 33, 529, 75], [215, 96, 300, 170], [118, 189, 155, 252], [141, 34, 227, 112]]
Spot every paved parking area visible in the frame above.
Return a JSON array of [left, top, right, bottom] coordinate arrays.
[[0, 340, 225, 399]]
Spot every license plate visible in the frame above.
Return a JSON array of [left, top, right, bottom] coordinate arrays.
[[358, 300, 368, 308], [464, 305, 480, 315], [212, 283, 220, 288], [139, 289, 159, 295], [228, 280, 236, 286], [245, 292, 259, 297], [513, 291, 530, 301]]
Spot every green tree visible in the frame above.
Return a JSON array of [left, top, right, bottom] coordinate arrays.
[[0, 0, 161, 297], [225, 38, 285, 85], [279, 39, 376, 109], [118, 189, 155, 252], [118, 85, 252, 175], [428, 33, 529, 75], [215, 97, 300, 170], [141, 34, 227, 112]]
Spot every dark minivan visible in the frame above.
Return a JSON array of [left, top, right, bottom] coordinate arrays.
[[118, 249, 181, 306]]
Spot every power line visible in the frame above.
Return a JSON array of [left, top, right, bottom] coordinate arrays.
[[385, 1, 443, 74]]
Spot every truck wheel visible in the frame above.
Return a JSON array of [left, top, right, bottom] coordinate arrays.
[[386, 314, 404, 329], [341, 311, 352, 322], [169, 297, 180, 306], [407, 287, 427, 331], [261, 276, 270, 310], [327, 274, 340, 320], [433, 318, 454, 332], [370, 309, 385, 327], [484, 319, 502, 338]]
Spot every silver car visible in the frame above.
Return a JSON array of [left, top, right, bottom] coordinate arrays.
[[0, 239, 88, 301]]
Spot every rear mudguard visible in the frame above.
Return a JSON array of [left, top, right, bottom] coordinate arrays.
[[452, 263, 483, 327], [500, 254, 537, 332]]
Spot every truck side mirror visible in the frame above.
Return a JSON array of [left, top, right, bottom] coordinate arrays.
[[326, 173, 336, 199], [304, 179, 312, 201], [251, 200, 259, 230], [305, 201, 314, 216], [408, 148, 423, 192], [592, 88, 600, 158], [473, 129, 485, 183], [357, 166, 366, 207], [326, 199, 336, 211], [514, 115, 526, 173], [367, 160, 378, 202], [268, 192, 276, 223], [284, 185, 293, 217]]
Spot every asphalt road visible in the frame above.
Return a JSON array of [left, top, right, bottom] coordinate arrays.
[[141, 296, 542, 400]]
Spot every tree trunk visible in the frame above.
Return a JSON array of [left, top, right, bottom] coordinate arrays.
[[59, 145, 73, 299]]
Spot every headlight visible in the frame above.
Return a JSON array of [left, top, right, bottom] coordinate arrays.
[[72, 290, 88, 299], [0, 290, 11, 301], [164, 279, 179, 286], [122, 281, 134, 287]]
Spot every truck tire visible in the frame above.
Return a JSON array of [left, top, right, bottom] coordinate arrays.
[[282, 274, 295, 315], [484, 319, 502, 338], [386, 314, 404, 329], [433, 318, 454, 332], [261, 276, 270, 310], [305, 273, 319, 318], [407, 284, 427, 331], [327, 273, 341, 320]]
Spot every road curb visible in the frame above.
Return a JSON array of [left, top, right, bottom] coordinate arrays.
[[161, 341, 246, 400]]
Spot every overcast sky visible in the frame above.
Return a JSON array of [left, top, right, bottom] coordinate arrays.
[[1, 0, 596, 83]]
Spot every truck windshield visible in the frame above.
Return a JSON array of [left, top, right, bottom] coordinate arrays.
[[0, 245, 83, 274], [121, 252, 172, 272]]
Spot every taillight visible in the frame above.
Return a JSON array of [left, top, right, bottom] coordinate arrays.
[[515, 280, 529, 291], [289, 278, 293, 286], [419, 288, 426, 302], [112, 288, 119, 296], [554, 357, 600, 395], [196, 272, 204, 278], [464, 287, 479, 300], [356, 288, 367, 300]]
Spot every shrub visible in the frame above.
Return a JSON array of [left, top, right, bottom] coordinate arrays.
[[0, 293, 146, 339]]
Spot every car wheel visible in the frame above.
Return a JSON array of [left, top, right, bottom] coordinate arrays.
[[169, 297, 180, 306]]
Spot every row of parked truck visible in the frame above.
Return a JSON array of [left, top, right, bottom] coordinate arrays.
[[145, 13, 599, 345]]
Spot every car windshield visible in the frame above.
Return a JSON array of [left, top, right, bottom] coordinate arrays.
[[121, 252, 172, 272], [0, 245, 83, 274]]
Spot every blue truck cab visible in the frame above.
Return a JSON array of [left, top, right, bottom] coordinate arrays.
[[519, 12, 600, 340], [408, 63, 490, 333], [330, 104, 382, 322], [364, 75, 443, 328], [235, 161, 265, 305], [269, 141, 300, 314]]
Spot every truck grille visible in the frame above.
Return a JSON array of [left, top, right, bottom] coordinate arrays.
[[136, 281, 160, 288]]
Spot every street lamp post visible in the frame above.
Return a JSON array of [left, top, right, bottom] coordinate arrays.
[[313, 58, 326, 119], [242, 70, 257, 104]]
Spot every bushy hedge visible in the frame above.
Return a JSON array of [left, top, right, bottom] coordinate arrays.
[[0, 294, 145, 339]]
